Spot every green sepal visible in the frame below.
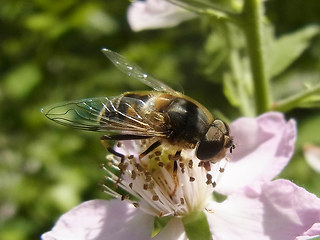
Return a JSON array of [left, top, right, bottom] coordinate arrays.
[[182, 211, 212, 240]]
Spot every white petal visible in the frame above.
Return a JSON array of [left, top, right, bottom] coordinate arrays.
[[153, 218, 187, 240], [127, 0, 196, 31], [304, 144, 320, 173], [206, 180, 320, 240], [42, 199, 154, 240], [216, 112, 297, 195]]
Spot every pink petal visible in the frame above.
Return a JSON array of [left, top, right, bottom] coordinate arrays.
[[153, 218, 187, 240], [41, 199, 154, 240], [127, 0, 196, 31], [206, 179, 320, 240], [216, 112, 297, 195], [296, 223, 320, 240]]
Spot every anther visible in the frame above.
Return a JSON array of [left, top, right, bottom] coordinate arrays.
[[132, 202, 139, 208], [158, 162, 164, 167], [203, 161, 211, 171], [179, 163, 185, 173], [135, 163, 144, 172], [189, 177, 195, 182], [152, 195, 159, 201], [188, 160, 193, 169], [121, 194, 129, 201], [206, 173, 212, 185], [131, 170, 136, 180], [155, 150, 161, 156], [118, 162, 128, 171], [145, 172, 152, 182], [205, 208, 214, 213]]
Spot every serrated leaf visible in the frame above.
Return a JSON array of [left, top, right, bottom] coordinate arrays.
[[266, 25, 320, 78]]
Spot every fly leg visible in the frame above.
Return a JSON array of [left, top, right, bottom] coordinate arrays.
[[100, 135, 125, 163], [139, 140, 162, 160], [171, 150, 181, 197], [101, 134, 152, 186], [101, 134, 151, 163]]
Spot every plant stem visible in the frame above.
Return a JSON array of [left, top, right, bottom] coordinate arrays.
[[242, 0, 270, 114]]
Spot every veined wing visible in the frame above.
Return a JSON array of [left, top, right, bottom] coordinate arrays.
[[41, 96, 167, 137], [102, 48, 176, 94]]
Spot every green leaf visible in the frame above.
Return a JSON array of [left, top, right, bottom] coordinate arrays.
[[3, 63, 42, 100], [182, 211, 212, 240], [266, 25, 320, 78], [271, 83, 320, 112], [223, 73, 239, 107]]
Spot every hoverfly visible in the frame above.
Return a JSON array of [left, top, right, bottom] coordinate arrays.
[[42, 49, 234, 164]]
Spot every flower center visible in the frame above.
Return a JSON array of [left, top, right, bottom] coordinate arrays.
[[102, 140, 228, 217]]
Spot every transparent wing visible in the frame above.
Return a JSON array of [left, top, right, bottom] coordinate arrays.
[[41, 96, 167, 137], [102, 48, 176, 94]]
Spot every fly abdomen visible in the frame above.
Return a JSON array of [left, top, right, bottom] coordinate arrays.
[[99, 92, 153, 127]]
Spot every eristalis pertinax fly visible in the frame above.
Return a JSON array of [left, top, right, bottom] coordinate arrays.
[[41, 49, 234, 168]]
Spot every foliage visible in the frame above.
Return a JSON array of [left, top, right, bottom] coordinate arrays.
[[0, 0, 320, 239]]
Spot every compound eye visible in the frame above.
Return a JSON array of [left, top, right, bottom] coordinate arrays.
[[196, 120, 231, 161], [212, 119, 229, 135], [196, 125, 225, 160], [196, 139, 224, 160]]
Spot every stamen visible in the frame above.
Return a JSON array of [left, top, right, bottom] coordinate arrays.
[[155, 150, 162, 156], [131, 170, 136, 180], [188, 160, 193, 169], [133, 202, 139, 208], [206, 173, 212, 185], [102, 140, 229, 218]]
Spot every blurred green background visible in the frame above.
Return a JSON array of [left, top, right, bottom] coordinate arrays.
[[1, 0, 320, 239]]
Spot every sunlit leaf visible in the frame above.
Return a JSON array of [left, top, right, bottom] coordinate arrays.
[[266, 25, 320, 78], [3, 63, 42, 100]]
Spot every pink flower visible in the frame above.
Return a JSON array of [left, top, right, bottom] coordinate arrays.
[[41, 112, 320, 240], [127, 0, 196, 31]]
